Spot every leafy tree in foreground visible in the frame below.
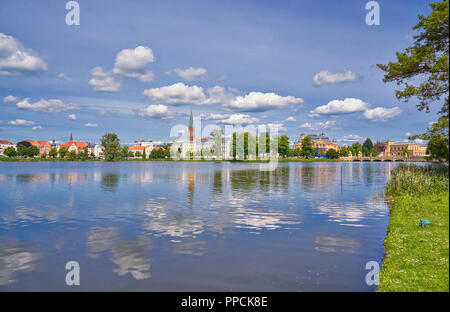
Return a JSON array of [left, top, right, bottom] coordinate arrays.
[[377, 1, 449, 161], [377, 0, 449, 115], [101, 133, 121, 161]]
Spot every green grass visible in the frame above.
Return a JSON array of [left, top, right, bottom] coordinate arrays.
[[378, 164, 449, 292]]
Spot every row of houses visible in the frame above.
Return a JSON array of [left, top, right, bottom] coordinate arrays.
[[128, 139, 167, 157], [0, 134, 104, 158], [0, 135, 169, 159]]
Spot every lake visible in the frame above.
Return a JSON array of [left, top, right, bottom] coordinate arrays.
[[0, 161, 397, 291]]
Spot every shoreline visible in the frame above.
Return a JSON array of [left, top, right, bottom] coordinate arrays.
[[0, 157, 431, 163], [378, 164, 449, 292]]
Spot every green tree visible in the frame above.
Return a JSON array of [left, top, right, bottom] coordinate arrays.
[[351, 142, 362, 157], [402, 147, 410, 158], [339, 146, 350, 157], [3, 146, 17, 157], [58, 147, 68, 158], [258, 132, 271, 155], [278, 135, 290, 158], [67, 150, 78, 161], [370, 147, 378, 157], [120, 146, 130, 159], [135, 151, 142, 158], [49, 147, 58, 158], [17, 144, 28, 157], [301, 136, 315, 157], [412, 116, 449, 161], [101, 133, 121, 161], [362, 138, 374, 156], [377, 0, 449, 116], [27, 146, 39, 158], [289, 148, 301, 157], [326, 148, 339, 159]]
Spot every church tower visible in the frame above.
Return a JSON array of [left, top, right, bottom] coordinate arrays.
[[70, 133, 73, 141], [188, 109, 194, 142]]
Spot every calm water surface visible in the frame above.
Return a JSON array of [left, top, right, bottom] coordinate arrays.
[[0, 161, 397, 291]]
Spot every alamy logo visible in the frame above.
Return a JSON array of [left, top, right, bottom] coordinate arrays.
[[365, 261, 380, 286], [365, 1, 380, 26], [66, 1, 80, 26], [65, 261, 80, 286]]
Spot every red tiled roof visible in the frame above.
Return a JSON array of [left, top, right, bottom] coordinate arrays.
[[0, 140, 13, 145], [60, 141, 87, 149], [130, 146, 148, 151], [153, 146, 166, 151], [33, 141, 51, 148]]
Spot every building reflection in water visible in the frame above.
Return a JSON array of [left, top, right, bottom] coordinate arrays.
[[86, 227, 152, 280]]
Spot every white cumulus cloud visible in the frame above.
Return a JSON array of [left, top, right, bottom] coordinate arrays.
[[313, 70, 359, 86], [138, 104, 174, 119], [68, 114, 77, 120], [3, 95, 18, 103], [309, 98, 369, 118], [8, 119, 35, 126], [217, 113, 259, 125], [113, 46, 155, 82], [224, 92, 303, 112], [84, 123, 98, 128], [362, 107, 402, 121], [299, 120, 338, 131], [57, 73, 73, 82], [89, 66, 120, 92], [0, 33, 47, 75], [16, 98, 79, 113], [143, 83, 207, 105], [285, 116, 296, 122], [32, 126, 42, 130], [174, 67, 207, 81]]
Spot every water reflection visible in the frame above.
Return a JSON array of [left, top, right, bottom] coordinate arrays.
[[0, 162, 396, 291], [141, 198, 204, 238], [315, 234, 362, 253], [0, 239, 41, 286], [101, 173, 119, 192], [314, 198, 388, 227], [87, 227, 152, 280]]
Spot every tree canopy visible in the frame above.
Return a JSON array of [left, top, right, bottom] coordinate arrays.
[[377, 0, 449, 115]]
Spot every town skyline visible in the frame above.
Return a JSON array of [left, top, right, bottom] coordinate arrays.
[[0, 1, 442, 147]]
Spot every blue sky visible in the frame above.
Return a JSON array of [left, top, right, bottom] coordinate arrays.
[[0, 0, 441, 145]]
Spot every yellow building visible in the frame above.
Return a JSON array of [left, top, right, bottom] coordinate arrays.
[[375, 140, 427, 157], [294, 133, 338, 154]]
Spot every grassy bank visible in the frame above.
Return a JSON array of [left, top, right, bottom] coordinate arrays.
[[378, 164, 449, 292]]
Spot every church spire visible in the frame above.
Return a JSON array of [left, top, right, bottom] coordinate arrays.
[[70, 133, 73, 141], [188, 109, 194, 142]]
